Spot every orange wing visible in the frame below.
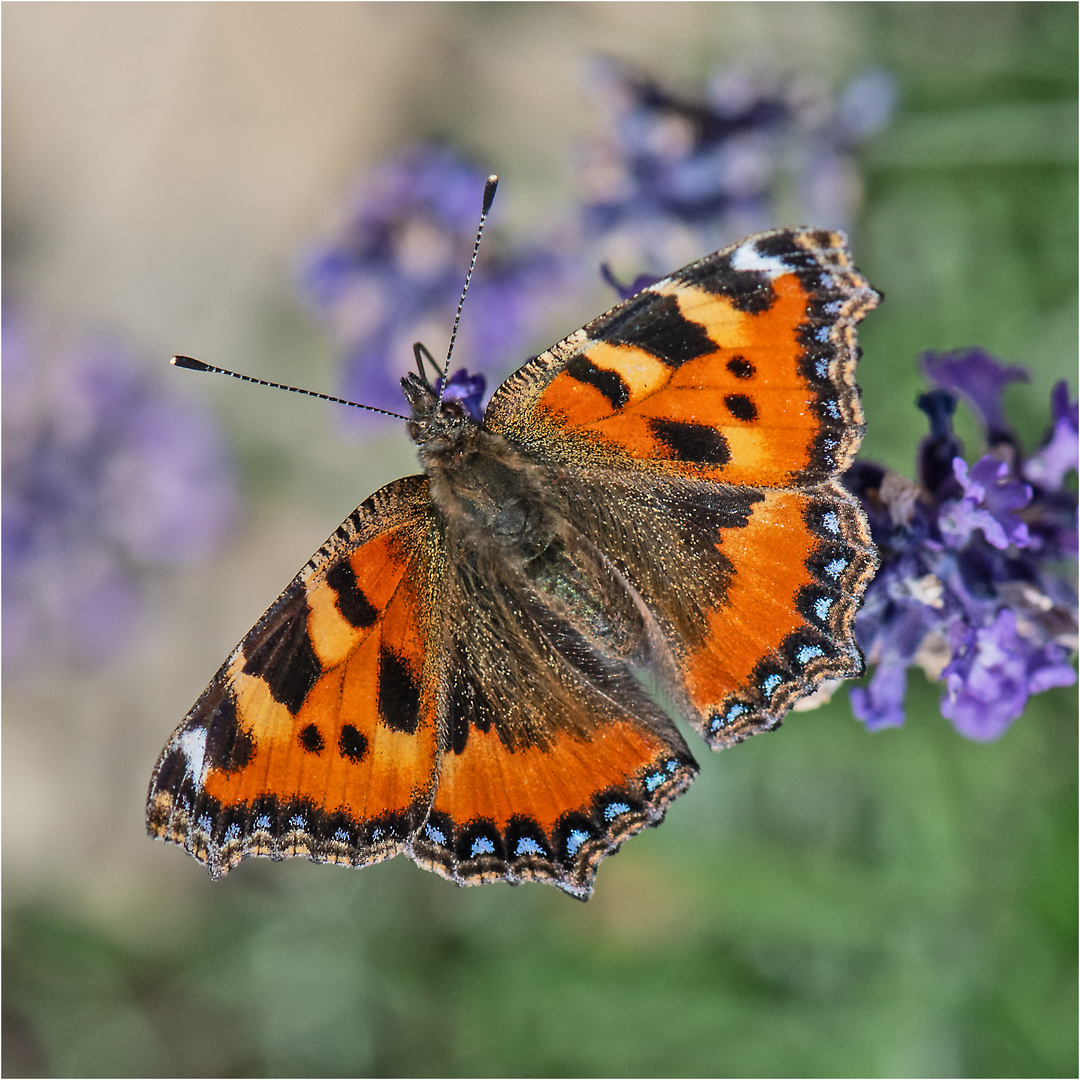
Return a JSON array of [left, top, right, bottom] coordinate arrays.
[[147, 475, 443, 878], [485, 228, 873, 486], [483, 229, 879, 744], [546, 470, 878, 748]]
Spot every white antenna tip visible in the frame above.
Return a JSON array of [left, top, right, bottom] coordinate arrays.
[[482, 175, 498, 214], [171, 355, 208, 372]]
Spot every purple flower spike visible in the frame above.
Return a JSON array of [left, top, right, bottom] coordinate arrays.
[[581, 61, 895, 270], [847, 349, 1076, 740], [300, 144, 567, 418]]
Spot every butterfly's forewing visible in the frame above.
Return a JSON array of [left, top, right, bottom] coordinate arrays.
[[147, 475, 443, 877], [486, 229, 871, 485], [483, 229, 879, 746]]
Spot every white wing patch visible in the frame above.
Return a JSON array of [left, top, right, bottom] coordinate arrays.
[[729, 240, 791, 280], [176, 727, 209, 785]]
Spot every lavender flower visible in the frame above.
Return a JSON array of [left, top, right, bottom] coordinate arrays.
[[922, 348, 1028, 444], [1026, 379, 1080, 492], [435, 368, 486, 424], [2, 311, 236, 670], [580, 61, 897, 270], [939, 456, 1032, 550], [300, 144, 565, 417], [847, 349, 1077, 740]]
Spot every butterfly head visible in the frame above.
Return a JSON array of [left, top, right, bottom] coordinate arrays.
[[401, 370, 478, 453]]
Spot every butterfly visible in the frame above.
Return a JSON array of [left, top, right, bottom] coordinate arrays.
[[147, 217, 879, 900]]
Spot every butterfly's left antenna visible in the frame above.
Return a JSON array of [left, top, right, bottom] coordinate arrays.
[[437, 174, 498, 404]]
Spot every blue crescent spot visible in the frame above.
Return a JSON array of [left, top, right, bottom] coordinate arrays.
[[712, 703, 747, 733], [470, 836, 495, 857], [565, 829, 591, 856], [825, 557, 848, 579]]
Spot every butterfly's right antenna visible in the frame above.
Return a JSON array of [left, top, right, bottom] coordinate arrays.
[[170, 355, 410, 421], [437, 174, 498, 404]]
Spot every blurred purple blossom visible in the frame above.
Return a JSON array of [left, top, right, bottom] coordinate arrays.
[[579, 61, 897, 271], [2, 310, 236, 670], [435, 368, 487, 424], [299, 145, 566, 418], [847, 349, 1077, 740]]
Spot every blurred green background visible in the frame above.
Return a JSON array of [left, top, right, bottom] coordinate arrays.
[[3, 4, 1076, 1076]]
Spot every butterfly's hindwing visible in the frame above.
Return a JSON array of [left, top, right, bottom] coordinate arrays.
[[413, 451, 700, 897]]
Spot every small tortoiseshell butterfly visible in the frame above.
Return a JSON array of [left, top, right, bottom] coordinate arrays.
[[147, 181, 879, 899]]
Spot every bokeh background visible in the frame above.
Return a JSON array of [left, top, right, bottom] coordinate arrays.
[[3, 4, 1076, 1077]]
